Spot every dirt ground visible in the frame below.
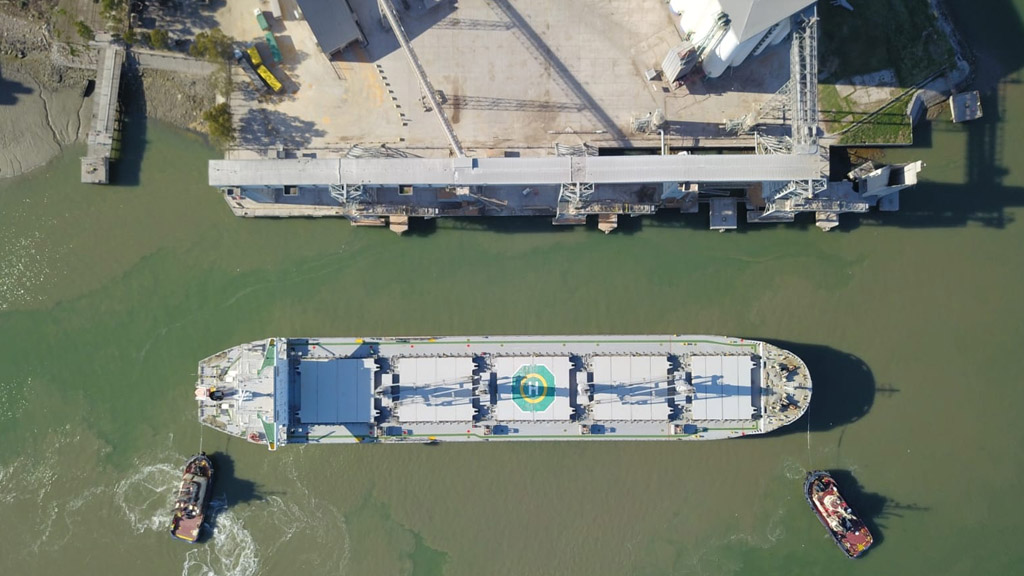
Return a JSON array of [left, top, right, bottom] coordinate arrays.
[[214, 0, 791, 158]]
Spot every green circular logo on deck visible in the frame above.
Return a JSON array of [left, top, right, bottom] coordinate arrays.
[[513, 364, 555, 412]]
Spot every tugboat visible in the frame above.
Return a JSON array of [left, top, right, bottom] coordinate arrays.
[[169, 453, 213, 543], [804, 470, 873, 558]]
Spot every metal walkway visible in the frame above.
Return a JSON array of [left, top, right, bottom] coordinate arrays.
[[81, 43, 124, 184], [209, 154, 827, 188]]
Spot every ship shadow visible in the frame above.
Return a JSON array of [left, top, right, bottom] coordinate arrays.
[[760, 341, 876, 434], [823, 469, 929, 554], [201, 451, 269, 542]]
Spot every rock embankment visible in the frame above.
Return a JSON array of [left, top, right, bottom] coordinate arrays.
[[123, 65, 218, 133]]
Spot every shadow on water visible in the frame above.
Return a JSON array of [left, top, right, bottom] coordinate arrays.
[[403, 215, 579, 237], [840, 0, 1024, 231], [201, 451, 268, 541], [112, 63, 148, 187], [403, 206, 741, 236], [822, 469, 931, 553], [623, 0, 1024, 236], [844, 76, 1024, 231], [761, 341, 877, 434], [398, 81, 1024, 235]]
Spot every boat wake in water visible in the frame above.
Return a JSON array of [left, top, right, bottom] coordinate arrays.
[[181, 507, 259, 576], [0, 424, 108, 557], [179, 490, 351, 576], [107, 446, 354, 575], [115, 460, 180, 534]]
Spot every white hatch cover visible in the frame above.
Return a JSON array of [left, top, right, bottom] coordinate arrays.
[[690, 355, 755, 421]]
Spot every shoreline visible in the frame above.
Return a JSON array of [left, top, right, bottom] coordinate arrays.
[[0, 13, 216, 181], [0, 53, 92, 180]]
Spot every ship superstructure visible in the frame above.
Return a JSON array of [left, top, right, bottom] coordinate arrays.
[[195, 335, 811, 447]]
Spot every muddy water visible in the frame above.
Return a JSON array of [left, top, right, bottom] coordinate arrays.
[[3, 2, 1024, 573]]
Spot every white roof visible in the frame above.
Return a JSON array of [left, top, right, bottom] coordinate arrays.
[[590, 356, 672, 421], [395, 357, 476, 423], [208, 154, 826, 187], [690, 355, 755, 421], [297, 358, 375, 424]]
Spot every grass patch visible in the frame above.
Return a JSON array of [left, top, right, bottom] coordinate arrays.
[[838, 92, 915, 146], [816, 0, 954, 145], [819, 83, 910, 143], [819, 0, 956, 86]]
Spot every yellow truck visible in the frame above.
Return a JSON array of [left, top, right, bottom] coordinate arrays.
[[256, 65, 283, 93], [247, 46, 262, 67]]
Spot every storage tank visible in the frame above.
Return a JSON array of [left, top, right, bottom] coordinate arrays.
[[753, 18, 791, 57], [701, 28, 737, 78], [727, 28, 767, 68], [677, 2, 721, 40]]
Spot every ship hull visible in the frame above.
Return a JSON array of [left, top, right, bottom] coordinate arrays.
[[196, 335, 812, 448]]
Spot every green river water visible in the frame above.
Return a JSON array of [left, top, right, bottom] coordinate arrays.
[[2, 3, 1024, 574]]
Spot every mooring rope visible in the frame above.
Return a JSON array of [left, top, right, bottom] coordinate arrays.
[[806, 402, 813, 471]]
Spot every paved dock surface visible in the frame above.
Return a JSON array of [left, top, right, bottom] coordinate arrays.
[[81, 43, 124, 184]]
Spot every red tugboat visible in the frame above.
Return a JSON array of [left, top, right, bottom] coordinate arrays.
[[804, 471, 873, 558], [169, 453, 213, 543]]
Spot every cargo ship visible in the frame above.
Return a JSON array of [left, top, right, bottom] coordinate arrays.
[[169, 453, 213, 543], [804, 470, 874, 558], [195, 336, 811, 447]]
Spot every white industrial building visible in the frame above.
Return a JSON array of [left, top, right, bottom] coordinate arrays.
[[668, 0, 816, 78]]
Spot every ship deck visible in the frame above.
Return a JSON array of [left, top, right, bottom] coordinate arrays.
[[196, 335, 811, 447]]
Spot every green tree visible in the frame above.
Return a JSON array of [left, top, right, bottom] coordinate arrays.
[[100, 0, 123, 24], [189, 28, 234, 61], [150, 28, 169, 50], [202, 103, 234, 148], [123, 28, 136, 45], [75, 20, 94, 42]]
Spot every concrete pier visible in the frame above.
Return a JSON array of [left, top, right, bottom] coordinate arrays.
[[81, 44, 124, 184]]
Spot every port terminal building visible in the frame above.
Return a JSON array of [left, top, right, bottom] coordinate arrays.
[[212, 0, 923, 233]]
